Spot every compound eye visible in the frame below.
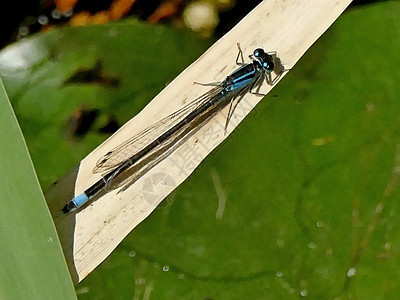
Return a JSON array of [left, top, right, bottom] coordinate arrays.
[[254, 48, 265, 57]]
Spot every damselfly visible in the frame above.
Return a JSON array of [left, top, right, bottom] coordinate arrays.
[[62, 44, 286, 213]]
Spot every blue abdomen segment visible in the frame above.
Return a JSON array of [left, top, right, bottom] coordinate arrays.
[[72, 193, 89, 208]]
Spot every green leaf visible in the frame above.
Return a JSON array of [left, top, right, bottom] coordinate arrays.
[[0, 79, 75, 297]]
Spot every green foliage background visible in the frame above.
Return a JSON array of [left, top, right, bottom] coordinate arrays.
[[0, 2, 399, 299]]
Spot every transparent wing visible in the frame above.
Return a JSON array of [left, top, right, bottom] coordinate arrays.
[[93, 86, 223, 174]]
